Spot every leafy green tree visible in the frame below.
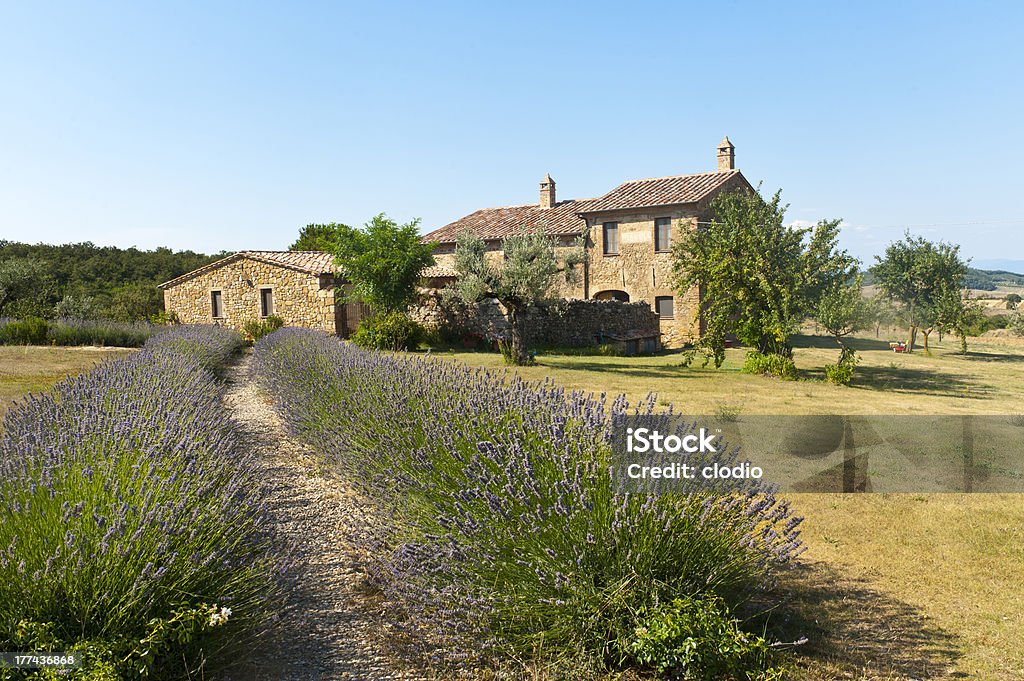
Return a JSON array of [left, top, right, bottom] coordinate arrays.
[[446, 228, 586, 365], [105, 283, 164, 321], [288, 223, 350, 252], [331, 214, 437, 313], [871, 233, 968, 353], [0, 257, 56, 317], [672, 187, 854, 367], [1005, 293, 1022, 310], [935, 288, 983, 354], [866, 294, 901, 338], [815, 275, 872, 369]]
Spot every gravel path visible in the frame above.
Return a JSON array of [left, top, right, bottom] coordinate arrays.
[[223, 353, 427, 680]]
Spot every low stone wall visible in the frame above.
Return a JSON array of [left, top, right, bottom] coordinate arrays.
[[411, 290, 662, 348]]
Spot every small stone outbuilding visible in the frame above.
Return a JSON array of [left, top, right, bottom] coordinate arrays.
[[159, 251, 368, 335]]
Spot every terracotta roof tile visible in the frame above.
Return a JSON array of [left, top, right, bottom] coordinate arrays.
[[242, 250, 337, 273], [578, 170, 742, 214], [422, 199, 592, 244], [159, 251, 336, 289]]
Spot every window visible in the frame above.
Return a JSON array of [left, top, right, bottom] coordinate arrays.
[[210, 290, 224, 318], [260, 288, 274, 317], [602, 222, 619, 255], [655, 295, 674, 319], [655, 217, 672, 252]]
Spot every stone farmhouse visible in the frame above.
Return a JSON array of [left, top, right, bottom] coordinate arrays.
[[161, 138, 752, 348], [423, 137, 753, 346]]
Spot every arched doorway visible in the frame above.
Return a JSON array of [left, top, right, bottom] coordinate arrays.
[[593, 290, 630, 302]]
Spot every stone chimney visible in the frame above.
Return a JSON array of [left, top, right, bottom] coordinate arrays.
[[539, 173, 556, 208], [716, 136, 735, 172]]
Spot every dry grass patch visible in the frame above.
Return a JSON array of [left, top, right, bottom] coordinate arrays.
[[0, 345, 134, 425]]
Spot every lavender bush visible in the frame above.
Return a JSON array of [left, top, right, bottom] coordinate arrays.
[[0, 317, 162, 347], [144, 324, 244, 372], [253, 328, 803, 673], [46, 317, 159, 347], [0, 325, 286, 679]]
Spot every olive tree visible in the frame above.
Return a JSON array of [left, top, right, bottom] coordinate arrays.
[[446, 228, 586, 365]]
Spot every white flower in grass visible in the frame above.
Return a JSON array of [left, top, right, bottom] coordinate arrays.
[[208, 605, 232, 627]]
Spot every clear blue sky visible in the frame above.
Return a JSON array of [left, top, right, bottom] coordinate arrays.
[[2, 1, 1023, 268]]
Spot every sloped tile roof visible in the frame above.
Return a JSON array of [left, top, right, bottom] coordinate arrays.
[[422, 199, 592, 244], [159, 251, 336, 289], [578, 170, 743, 214]]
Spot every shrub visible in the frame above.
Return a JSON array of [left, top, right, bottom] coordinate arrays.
[[0, 316, 48, 345], [252, 329, 803, 674], [149, 310, 180, 325], [243, 315, 285, 344], [0, 325, 285, 679], [824, 347, 858, 386], [741, 350, 797, 380], [349, 311, 423, 350], [964, 313, 1007, 336], [53, 294, 99, 319], [627, 595, 783, 680]]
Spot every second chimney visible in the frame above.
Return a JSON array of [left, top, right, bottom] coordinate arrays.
[[717, 136, 735, 171], [539, 173, 556, 208]]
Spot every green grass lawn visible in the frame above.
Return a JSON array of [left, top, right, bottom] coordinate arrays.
[[435, 333, 1024, 680], [0, 345, 134, 426], [435, 333, 1024, 416]]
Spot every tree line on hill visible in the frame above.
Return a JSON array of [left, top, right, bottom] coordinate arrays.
[[862, 266, 1024, 291], [0, 241, 223, 321]]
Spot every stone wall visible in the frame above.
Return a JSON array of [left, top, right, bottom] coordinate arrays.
[[411, 291, 661, 349], [162, 257, 341, 333], [582, 208, 702, 348]]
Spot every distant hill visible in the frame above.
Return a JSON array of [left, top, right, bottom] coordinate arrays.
[[972, 259, 1024, 273], [0, 240, 224, 319], [862, 267, 1024, 291], [962, 268, 1024, 291]]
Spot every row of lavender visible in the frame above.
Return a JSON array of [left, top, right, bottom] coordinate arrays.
[[0, 326, 288, 679], [0, 316, 159, 347], [253, 328, 804, 676]]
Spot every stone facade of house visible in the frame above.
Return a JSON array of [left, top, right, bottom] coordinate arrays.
[[159, 251, 366, 335], [423, 137, 752, 348]]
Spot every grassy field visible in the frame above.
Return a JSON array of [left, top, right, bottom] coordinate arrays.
[[437, 333, 1024, 416], [439, 333, 1024, 680], [0, 345, 134, 426]]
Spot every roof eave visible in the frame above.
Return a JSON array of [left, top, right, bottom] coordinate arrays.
[[576, 200, 699, 217]]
